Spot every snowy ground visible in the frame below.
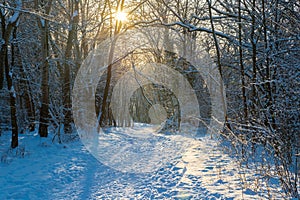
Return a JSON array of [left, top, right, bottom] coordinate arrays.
[[0, 124, 284, 199]]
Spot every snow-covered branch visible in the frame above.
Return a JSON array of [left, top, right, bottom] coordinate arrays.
[[163, 21, 252, 49], [7, 0, 22, 24]]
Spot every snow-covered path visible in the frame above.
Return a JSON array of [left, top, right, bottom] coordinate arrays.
[[0, 125, 281, 199]]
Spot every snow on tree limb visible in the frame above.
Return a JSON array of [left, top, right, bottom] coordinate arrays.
[[7, 0, 22, 24], [163, 21, 252, 49], [0, 2, 53, 22]]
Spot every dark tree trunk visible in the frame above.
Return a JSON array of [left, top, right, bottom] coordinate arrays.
[[206, 0, 227, 122], [63, 0, 79, 134], [36, 0, 52, 137], [262, 0, 275, 128], [99, 62, 113, 127], [0, 3, 21, 148], [99, 0, 124, 128], [238, 0, 248, 120], [63, 32, 72, 134], [38, 23, 50, 137], [9, 29, 19, 148], [4, 42, 19, 148], [251, 0, 257, 114], [0, 13, 5, 90]]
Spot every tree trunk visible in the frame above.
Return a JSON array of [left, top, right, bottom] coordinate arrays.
[[5, 45, 18, 148], [63, 0, 79, 134], [1, 1, 22, 148], [262, 0, 275, 127], [251, 0, 257, 114], [38, 21, 50, 137], [238, 0, 248, 120], [98, 42, 115, 127], [0, 13, 5, 90], [206, 0, 227, 122], [36, 0, 52, 137], [99, 0, 124, 128]]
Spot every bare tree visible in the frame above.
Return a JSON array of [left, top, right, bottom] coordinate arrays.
[[99, 0, 125, 127], [35, 0, 52, 137], [0, 0, 22, 148], [63, 0, 79, 134]]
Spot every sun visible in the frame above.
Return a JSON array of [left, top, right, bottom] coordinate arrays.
[[115, 11, 127, 21]]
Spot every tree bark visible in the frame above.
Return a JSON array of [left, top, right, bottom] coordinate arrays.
[[207, 0, 227, 122], [0, 12, 5, 90], [99, 0, 124, 128], [251, 0, 257, 114], [36, 0, 52, 137], [262, 0, 275, 128], [0, 1, 22, 148], [238, 0, 248, 120], [63, 0, 79, 134]]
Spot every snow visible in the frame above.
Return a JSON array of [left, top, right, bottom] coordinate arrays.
[[40, 19, 45, 28], [72, 10, 78, 18], [0, 124, 285, 199], [7, 0, 22, 24], [9, 86, 16, 98]]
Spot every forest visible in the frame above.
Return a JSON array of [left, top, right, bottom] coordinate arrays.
[[0, 0, 299, 199]]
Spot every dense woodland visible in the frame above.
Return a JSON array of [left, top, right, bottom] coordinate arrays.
[[0, 0, 299, 198]]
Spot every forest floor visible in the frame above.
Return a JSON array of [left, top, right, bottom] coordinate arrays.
[[0, 124, 285, 199]]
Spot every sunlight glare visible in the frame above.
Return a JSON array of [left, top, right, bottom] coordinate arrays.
[[115, 11, 127, 21]]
